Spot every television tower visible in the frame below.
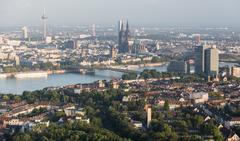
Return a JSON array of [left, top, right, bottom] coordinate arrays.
[[41, 8, 48, 40], [92, 24, 96, 37]]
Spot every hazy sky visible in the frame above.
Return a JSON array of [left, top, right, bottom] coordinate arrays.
[[0, 0, 240, 26]]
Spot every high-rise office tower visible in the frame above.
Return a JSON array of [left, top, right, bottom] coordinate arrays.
[[0, 37, 3, 44], [21, 26, 28, 39], [195, 34, 201, 44], [147, 107, 152, 128], [204, 47, 219, 77], [41, 9, 48, 40], [118, 20, 131, 53], [195, 44, 219, 78], [194, 45, 208, 75]]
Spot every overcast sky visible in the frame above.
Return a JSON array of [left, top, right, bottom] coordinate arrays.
[[0, 0, 239, 26]]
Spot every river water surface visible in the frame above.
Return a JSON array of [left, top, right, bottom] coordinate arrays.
[[0, 62, 236, 94]]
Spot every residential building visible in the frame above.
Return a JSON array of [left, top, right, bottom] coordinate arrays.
[[190, 92, 209, 104], [231, 65, 240, 77], [110, 45, 117, 59], [131, 120, 143, 129]]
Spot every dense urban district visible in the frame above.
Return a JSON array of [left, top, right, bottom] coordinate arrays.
[[1, 70, 240, 141], [1, 11, 240, 141]]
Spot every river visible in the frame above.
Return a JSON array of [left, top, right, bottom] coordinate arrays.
[[0, 62, 237, 94], [0, 70, 123, 95]]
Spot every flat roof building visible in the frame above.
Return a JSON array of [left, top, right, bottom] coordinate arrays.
[[231, 65, 240, 78], [167, 60, 188, 74], [204, 47, 219, 77], [195, 45, 208, 75]]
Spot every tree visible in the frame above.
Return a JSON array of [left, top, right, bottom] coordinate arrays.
[[91, 117, 103, 127], [12, 121, 130, 141], [151, 56, 162, 63], [163, 101, 170, 111], [151, 123, 178, 141], [40, 62, 54, 70], [122, 72, 137, 80], [13, 95, 21, 102], [139, 69, 161, 79], [13, 133, 32, 141], [200, 123, 224, 141], [50, 111, 66, 122], [173, 120, 188, 132], [2, 95, 9, 101], [192, 115, 204, 129], [190, 135, 203, 141], [22, 91, 36, 103]]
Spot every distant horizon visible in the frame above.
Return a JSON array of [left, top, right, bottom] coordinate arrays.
[[0, 23, 240, 28], [1, 0, 240, 27]]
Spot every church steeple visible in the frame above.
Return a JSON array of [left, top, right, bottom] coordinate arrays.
[[120, 20, 124, 31]]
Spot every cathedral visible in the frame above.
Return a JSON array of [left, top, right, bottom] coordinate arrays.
[[118, 21, 131, 53]]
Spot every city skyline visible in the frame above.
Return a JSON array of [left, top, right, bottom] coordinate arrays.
[[1, 0, 240, 26], [1, 1, 240, 140]]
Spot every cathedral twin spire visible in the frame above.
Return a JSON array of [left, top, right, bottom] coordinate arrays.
[[120, 20, 129, 32], [118, 20, 131, 53]]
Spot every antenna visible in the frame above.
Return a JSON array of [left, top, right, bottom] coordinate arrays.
[[42, 8, 47, 19], [41, 8, 48, 40], [92, 24, 96, 37]]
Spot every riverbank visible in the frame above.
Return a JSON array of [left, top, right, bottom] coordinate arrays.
[[112, 62, 168, 70], [0, 71, 49, 79], [0, 70, 123, 94], [0, 62, 168, 79], [0, 70, 66, 79], [0, 69, 97, 79], [140, 62, 168, 67]]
